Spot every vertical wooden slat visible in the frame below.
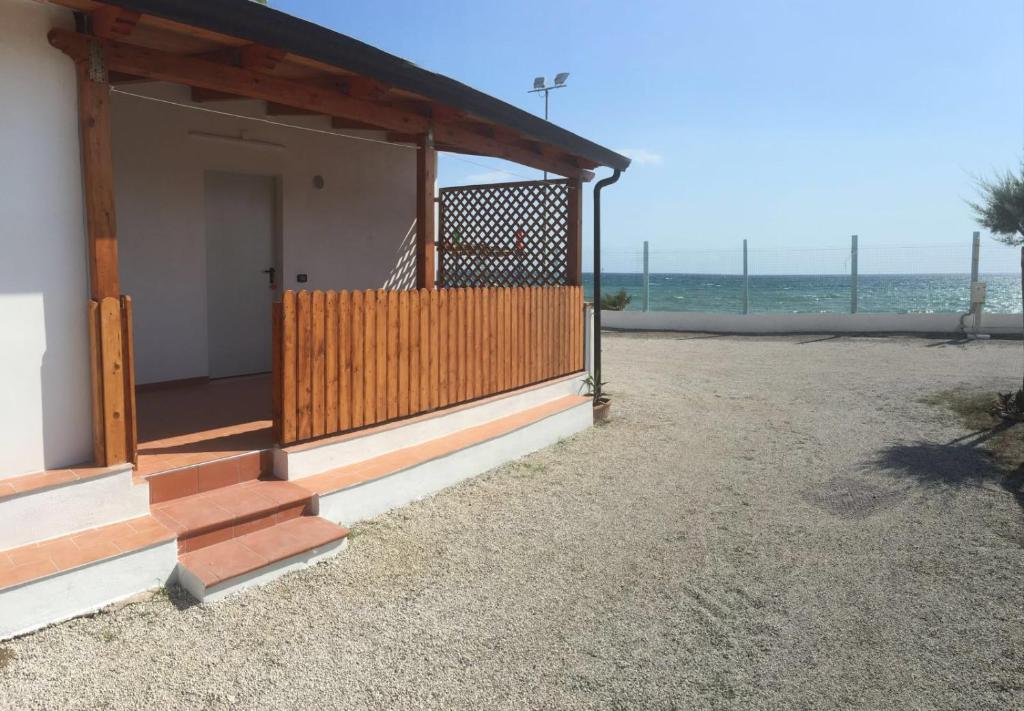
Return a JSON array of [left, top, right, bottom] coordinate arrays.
[[409, 288, 421, 413], [363, 289, 377, 425], [98, 297, 127, 464], [325, 291, 338, 433], [296, 290, 313, 440], [438, 289, 449, 408], [455, 289, 464, 403], [338, 290, 352, 431], [474, 288, 484, 399], [419, 289, 430, 409], [463, 288, 473, 400], [311, 290, 326, 437], [271, 300, 282, 444], [119, 295, 138, 465], [87, 301, 105, 463], [510, 289, 520, 389], [450, 288, 460, 405], [577, 286, 584, 370], [481, 288, 491, 397], [429, 289, 440, 410], [491, 284, 499, 393], [281, 290, 297, 444], [376, 290, 388, 422], [350, 290, 364, 429], [531, 287, 540, 383], [562, 287, 570, 374], [387, 290, 400, 420], [398, 289, 410, 417], [495, 288, 504, 392]]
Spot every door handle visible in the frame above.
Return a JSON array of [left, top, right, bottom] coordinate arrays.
[[262, 267, 276, 287]]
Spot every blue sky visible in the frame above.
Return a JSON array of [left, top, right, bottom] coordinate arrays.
[[271, 0, 1023, 273]]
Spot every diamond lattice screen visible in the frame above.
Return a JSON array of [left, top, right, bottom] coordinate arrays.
[[438, 179, 570, 288]]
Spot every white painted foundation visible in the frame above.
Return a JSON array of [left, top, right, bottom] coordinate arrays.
[[0, 466, 148, 549], [315, 399, 593, 526], [277, 374, 588, 479], [0, 539, 177, 640], [176, 537, 348, 603], [602, 310, 1024, 336]]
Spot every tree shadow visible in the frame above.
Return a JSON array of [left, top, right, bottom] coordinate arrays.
[[871, 421, 1024, 514]]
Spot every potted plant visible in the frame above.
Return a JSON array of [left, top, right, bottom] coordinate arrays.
[[583, 374, 611, 421]]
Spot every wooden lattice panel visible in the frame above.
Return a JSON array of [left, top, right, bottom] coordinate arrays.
[[438, 179, 570, 288]]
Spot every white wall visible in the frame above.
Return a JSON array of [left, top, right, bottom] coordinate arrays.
[[112, 84, 417, 384], [602, 310, 1024, 335], [0, 0, 93, 477]]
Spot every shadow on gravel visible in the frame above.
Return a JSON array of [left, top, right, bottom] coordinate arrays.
[[872, 430, 1024, 518]]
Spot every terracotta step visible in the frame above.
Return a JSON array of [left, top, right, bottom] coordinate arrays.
[[151, 479, 312, 553], [143, 450, 273, 505], [0, 515, 174, 591], [294, 395, 591, 496], [176, 516, 349, 602]]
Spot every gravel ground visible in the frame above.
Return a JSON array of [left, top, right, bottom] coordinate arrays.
[[2, 333, 1024, 711]]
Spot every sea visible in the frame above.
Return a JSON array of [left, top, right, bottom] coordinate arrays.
[[582, 273, 1022, 314]]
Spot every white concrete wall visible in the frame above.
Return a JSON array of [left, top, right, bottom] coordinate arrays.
[[0, 0, 93, 477], [112, 84, 417, 384], [602, 310, 1024, 336]]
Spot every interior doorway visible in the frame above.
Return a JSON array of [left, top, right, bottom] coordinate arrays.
[[204, 171, 277, 379]]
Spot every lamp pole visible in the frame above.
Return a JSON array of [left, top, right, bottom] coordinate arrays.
[[529, 73, 569, 181]]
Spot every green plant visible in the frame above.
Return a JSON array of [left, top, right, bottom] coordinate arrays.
[[970, 163, 1024, 398], [600, 288, 632, 311], [581, 374, 607, 397]]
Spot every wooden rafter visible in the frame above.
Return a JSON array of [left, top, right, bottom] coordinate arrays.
[[48, 29, 592, 179]]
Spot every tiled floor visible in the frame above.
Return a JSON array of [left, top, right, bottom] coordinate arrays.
[[136, 374, 273, 477], [0, 516, 174, 590]]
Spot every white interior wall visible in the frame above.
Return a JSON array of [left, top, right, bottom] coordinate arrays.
[[0, 1, 93, 477], [112, 84, 417, 384]]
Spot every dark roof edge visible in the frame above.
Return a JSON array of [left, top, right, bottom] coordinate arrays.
[[100, 0, 631, 172]]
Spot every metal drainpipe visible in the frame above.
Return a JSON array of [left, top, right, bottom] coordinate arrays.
[[592, 169, 622, 402]]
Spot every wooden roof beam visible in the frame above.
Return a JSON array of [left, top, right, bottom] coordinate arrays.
[[47, 30, 590, 178], [91, 6, 141, 40]]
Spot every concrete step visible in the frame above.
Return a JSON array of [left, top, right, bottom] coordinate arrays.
[[0, 515, 177, 640], [151, 478, 313, 553], [142, 450, 273, 505], [176, 516, 348, 602]]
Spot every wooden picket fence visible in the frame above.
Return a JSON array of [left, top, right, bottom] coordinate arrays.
[[273, 286, 584, 445]]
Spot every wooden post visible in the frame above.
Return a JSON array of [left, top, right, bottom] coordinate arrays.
[[566, 177, 582, 286], [76, 42, 120, 299], [416, 132, 437, 289], [76, 39, 132, 465]]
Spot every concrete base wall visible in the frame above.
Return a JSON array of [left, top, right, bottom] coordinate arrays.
[[0, 467, 148, 549], [278, 374, 588, 479], [316, 400, 593, 526], [602, 310, 1024, 336], [0, 540, 177, 640]]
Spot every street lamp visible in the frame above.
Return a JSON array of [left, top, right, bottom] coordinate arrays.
[[528, 72, 569, 180]]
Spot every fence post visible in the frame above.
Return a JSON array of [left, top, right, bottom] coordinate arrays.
[[970, 231, 982, 332], [742, 239, 749, 315], [850, 234, 858, 314], [642, 240, 650, 312]]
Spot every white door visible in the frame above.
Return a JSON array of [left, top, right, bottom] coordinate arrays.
[[204, 171, 276, 379]]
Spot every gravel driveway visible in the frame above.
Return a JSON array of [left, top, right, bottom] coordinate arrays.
[[2, 333, 1023, 710]]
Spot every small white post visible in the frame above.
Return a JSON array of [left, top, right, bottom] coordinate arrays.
[[971, 231, 982, 333], [642, 240, 650, 312], [851, 234, 859, 314], [742, 239, 749, 314]]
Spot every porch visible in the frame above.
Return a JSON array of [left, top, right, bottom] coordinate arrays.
[[0, 0, 627, 634]]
